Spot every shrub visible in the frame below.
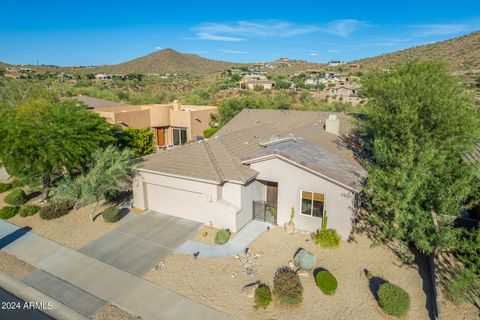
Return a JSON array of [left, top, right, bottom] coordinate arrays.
[[294, 249, 316, 270], [18, 205, 40, 217], [273, 266, 303, 305], [445, 269, 480, 305], [0, 180, 22, 193], [39, 199, 74, 220], [313, 229, 341, 248], [102, 206, 120, 223], [103, 188, 120, 203], [4, 188, 27, 206], [0, 182, 12, 193], [214, 229, 231, 244], [377, 283, 410, 317], [254, 285, 272, 309], [0, 206, 19, 219], [315, 271, 338, 295], [203, 127, 219, 139]]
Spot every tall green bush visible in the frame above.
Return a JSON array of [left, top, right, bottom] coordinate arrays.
[[377, 283, 410, 317], [4, 188, 27, 206], [0, 206, 19, 219], [315, 271, 338, 295], [254, 285, 272, 309]]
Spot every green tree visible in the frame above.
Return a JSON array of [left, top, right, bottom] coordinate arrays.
[[121, 128, 156, 158], [56, 146, 136, 221], [0, 95, 116, 201], [359, 61, 480, 254]]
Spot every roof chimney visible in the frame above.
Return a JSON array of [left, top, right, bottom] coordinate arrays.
[[173, 99, 181, 111], [325, 114, 340, 135]]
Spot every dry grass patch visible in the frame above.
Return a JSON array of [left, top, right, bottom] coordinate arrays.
[[92, 304, 141, 320], [145, 228, 429, 320], [0, 250, 36, 279]]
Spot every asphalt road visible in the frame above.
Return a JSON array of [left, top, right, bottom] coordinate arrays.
[[0, 287, 54, 320]]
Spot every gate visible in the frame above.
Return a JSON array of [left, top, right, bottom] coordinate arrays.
[[252, 200, 277, 224]]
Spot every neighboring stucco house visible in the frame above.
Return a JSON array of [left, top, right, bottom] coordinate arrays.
[[132, 109, 366, 239], [328, 83, 359, 98], [243, 79, 276, 90], [73, 96, 218, 148]]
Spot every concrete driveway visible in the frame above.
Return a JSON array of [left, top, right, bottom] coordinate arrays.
[[79, 211, 200, 276]]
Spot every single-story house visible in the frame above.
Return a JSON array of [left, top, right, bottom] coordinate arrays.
[[133, 109, 366, 239], [328, 83, 359, 98], [73, 97, 218, 148], [243, 79, 276, 90]]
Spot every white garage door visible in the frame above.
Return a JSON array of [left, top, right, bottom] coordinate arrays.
[[145, 183, 205, 222]]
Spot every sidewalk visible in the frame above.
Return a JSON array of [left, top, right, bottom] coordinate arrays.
[[175, 220, 272, 258], [0, 221, 230, 320]]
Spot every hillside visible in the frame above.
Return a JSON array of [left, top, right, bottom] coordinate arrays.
[[97, 49, 241, 75], [354, 31, 480, 71]]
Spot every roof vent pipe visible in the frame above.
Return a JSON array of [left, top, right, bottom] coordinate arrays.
[[325, 114, 340, 135]]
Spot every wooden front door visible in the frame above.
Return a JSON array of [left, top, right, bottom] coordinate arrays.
[[156, 128, 166, 147], [265, 181, 278, 208]]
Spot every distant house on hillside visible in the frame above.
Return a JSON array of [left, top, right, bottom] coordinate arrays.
[[327, 61, 346, 67], [328, 83, 359, 98], [304, 77, 320, 86], [243, 79, 276, 90], [94, 73, 114, 80]]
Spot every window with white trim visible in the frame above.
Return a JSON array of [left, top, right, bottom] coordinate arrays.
[[301, 191, 324, 217]]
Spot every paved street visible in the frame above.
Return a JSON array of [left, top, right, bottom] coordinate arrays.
[[0, 218, 229, 320]]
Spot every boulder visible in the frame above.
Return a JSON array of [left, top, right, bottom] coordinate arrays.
[[294, 249, 316, 270], [242, 281, 260, 298]]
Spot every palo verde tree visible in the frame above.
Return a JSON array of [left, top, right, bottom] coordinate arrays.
[[56, 146, 137, 221], [359, 60, 480, 254], [120, 127, 156, 158], [0, 94, 116, 201]]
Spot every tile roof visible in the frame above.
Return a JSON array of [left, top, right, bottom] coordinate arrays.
[[243, 139, 366, 191], [140, 109, 366, 190]]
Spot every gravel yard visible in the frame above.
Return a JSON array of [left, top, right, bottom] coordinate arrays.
[[145, 228, 431, 320], [3, 194, 123, 249]]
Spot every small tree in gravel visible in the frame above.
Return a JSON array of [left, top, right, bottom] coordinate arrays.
[[56, 146, 136, 221]]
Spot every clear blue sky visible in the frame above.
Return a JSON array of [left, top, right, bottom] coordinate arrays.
[[1, 0, 479, 66]]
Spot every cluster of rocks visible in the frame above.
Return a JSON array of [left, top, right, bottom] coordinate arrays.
[[151, 260, 165, 271], [235, 252, 260, 276]]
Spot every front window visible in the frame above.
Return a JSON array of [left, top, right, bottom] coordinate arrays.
[[301, 191, 324, 217], [173, 128, 187, 146]]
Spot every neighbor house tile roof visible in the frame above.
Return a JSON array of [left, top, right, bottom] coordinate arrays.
[[72, 95, 128, 109], [139, 109, 366, 190]]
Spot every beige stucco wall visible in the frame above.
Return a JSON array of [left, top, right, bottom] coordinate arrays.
[[132, 170, 256, 232], [188, 108, 217, 140], [249, 157, 357, 239], [95, 109, 151, 128], [149, 105, 172, 127]]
